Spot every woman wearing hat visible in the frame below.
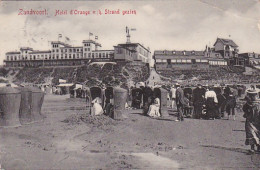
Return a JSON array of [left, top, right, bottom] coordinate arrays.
[[242, 89, 260, 153]]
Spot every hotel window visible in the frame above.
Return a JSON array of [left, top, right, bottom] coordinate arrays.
[[92, 53, 94, 58], [56, 49, 59, 52], [49, 56, 51, 59], [84, 44, 86, 47], [73, 54, 75, 58], [69, 49, 72, 52], [171, 59, 176, 63], [65, 54, 67, 59], [85, 48, 87, 51], [65, 49, 67, 52], [77, 54, 79, 58], [88, 53, 91, 58], [77, 49, 79, 52], [84, 53, 86, 57], [99, 53, 101, 58], [196, 59, 201, 62], [52, 49, 55, 52], [177, 59, 181, 63], [95, 53, 98, 58], [33, 56, 36, 60], [102, 53, 105, 58], [69, 54, 71, 58], [73, 49, 76, 52], [7, 56, 9, 60]]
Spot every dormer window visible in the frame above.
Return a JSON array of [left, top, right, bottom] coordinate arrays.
[[183, 51, 186, 55], [172, 51, 176, 54], [192, 51, 195, 54]]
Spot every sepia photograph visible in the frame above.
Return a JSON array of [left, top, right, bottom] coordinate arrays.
[[0, 0, 260, 169]]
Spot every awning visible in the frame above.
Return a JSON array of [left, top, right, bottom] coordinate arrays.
[[57, 83, 74, 87]]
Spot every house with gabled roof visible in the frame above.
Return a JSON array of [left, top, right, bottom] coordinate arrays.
[[213, 38, 239, 58]]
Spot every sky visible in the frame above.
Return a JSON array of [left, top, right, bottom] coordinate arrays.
[[0, 0, 260, 65]]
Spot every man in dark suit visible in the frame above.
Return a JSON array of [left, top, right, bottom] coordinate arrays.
[[193, 84, 206, 119], [175, 83, 185, 121]]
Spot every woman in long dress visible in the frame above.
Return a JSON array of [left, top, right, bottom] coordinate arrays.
[[91, 97, 104, 116], [242, 90, 260, 153], [147, 97, 161, 118]]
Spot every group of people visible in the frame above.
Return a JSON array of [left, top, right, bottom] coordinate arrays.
[[170, 83, 240, 121], [87, 82, 260, 153]]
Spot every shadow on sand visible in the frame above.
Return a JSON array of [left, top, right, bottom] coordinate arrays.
[[201, 145, 251, 154]]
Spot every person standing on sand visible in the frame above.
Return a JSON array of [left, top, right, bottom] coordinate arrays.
[[170, 85, 176, 109], [226, 89, 237, 120], [175, 83, 185, 121], [193, 84, 205, 119], [205, 86, 218, 119], [242, 89, 260, 153]]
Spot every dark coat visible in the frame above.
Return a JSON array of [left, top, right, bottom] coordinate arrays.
[[176, 87, 185, 106], [193, 87, 206, 104]]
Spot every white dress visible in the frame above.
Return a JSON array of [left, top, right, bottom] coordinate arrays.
[[91, 97, 104, 116], [147, 98, 161, 117]]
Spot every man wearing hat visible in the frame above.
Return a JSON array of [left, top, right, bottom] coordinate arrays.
[[193, 84, 206, 119], [242, 89, 260, 153], [175, 83, 185, 121]]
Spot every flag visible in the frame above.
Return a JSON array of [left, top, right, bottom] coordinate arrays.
[[95, 36, 98, 40], [130, 28, 136, 31], [89, 32, 93, 36], [65, 37, 70, 41], [58, 34, 62, 38]]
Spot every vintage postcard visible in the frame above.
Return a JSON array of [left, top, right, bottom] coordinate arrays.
[[0, 0, 260, 169]]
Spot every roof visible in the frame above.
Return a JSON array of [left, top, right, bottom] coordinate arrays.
[[51, 41, 72, 47], [82, 40, 101, 47], [6, 51, 20, 55], [154, 50, 204, 56], [117, 43, 151, 52], [214, 38, 238, 47], [20, 47, 33, 51], [29, 50, 51, 54]]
